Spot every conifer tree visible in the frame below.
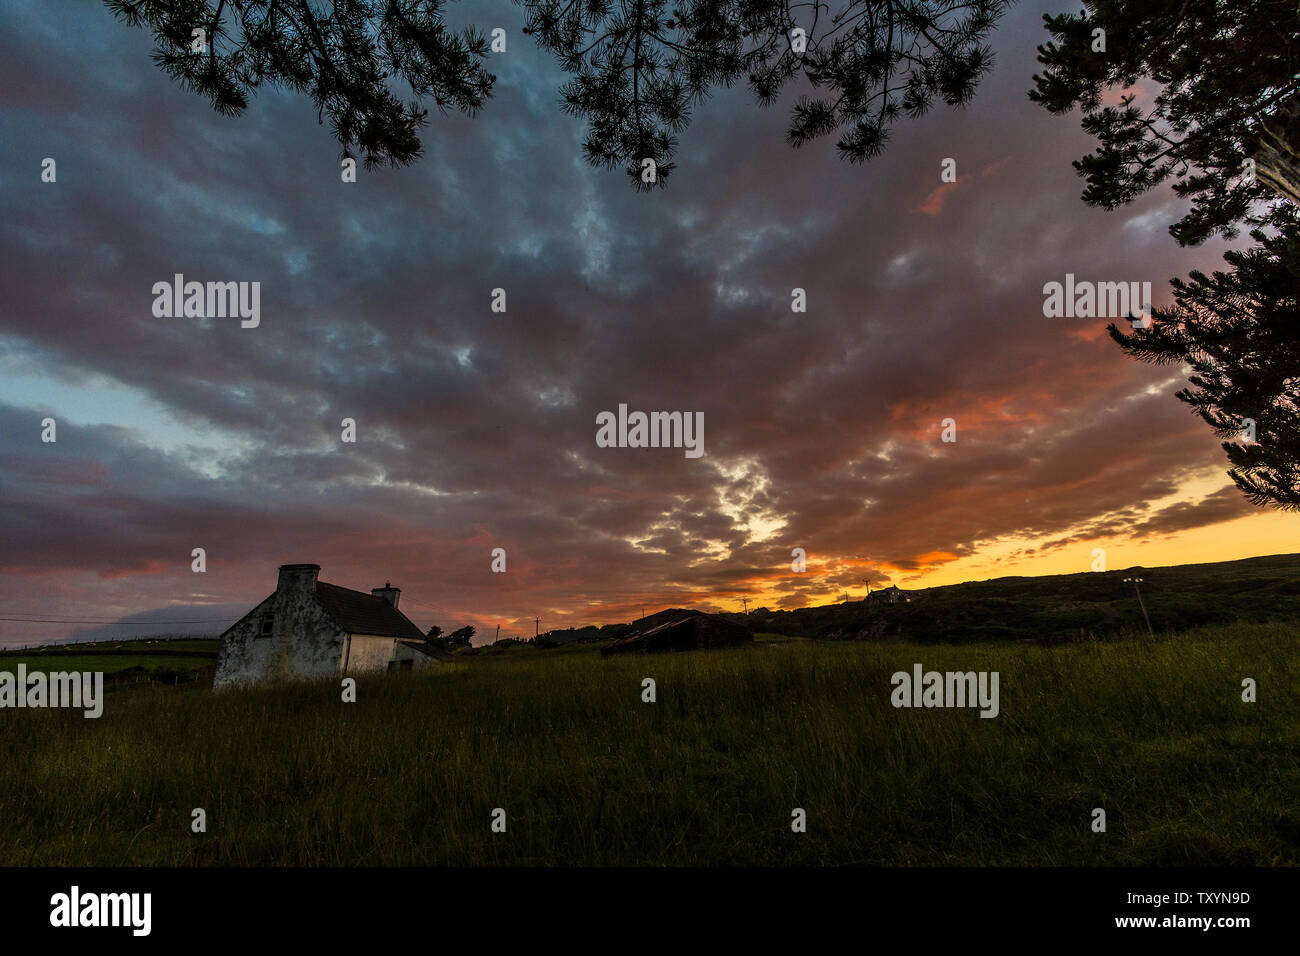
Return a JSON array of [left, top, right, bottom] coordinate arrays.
[[1107, 208, 1300, 509]]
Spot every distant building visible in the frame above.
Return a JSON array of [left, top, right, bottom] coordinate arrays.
[[214, 564, 443, 687], [537, 625, 601, 647], [867, 585, 909, 605]]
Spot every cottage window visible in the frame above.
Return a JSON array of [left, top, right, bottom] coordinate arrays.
[[257, 612, 274, 638]]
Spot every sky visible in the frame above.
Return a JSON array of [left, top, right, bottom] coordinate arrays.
[[1, 0, 1297, 646]]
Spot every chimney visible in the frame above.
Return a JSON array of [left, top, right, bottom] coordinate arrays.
[[371, 581, 401, 608], [278, 563, 320, 593]]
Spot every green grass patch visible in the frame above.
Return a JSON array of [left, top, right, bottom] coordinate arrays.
[[0, 638, 217, 685]]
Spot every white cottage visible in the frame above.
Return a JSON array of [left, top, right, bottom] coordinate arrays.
[[867, 585, 910, 605], [214, 564, 443, 687]]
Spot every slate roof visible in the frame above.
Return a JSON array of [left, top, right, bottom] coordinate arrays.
[[396, 639, 451, 660], [314, 581, 426, 640]]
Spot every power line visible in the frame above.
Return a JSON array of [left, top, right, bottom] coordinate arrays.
[[401, 596, 442, 613]]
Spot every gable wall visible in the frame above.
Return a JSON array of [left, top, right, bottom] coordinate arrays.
[[213, 595, 275, 688], [214, 588, 347, 687]]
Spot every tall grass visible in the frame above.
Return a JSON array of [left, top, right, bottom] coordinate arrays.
[[1, 623, 1297, 865]]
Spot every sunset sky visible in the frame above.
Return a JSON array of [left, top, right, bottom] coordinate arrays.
[[2, 0, 1297, 646]]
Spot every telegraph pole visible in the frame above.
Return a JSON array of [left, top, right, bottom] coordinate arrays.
[[534, 617, 540, 639], [1123, 577, 1153, 637], [742, 597, 749, 614]]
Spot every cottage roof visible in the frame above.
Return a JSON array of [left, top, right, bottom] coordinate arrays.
[[315, 581, 426, 640], [396, 639, 451, 659]]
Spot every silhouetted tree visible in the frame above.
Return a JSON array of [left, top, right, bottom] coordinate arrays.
[[522, 0, 1009, 189], [446, 625, 475, 647], [106, 0, 1008, 189], [1108, 208, 1300, 510], [104, 0, 495, 168], [1030, 0, 1300, 246]]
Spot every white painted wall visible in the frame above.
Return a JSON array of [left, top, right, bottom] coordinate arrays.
[[343, 635, 398, 673], [215, 588, 346, 687]]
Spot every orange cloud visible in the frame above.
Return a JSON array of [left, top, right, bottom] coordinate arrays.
[[917, 182, 959, 216], [980, 156, 1013, 178]]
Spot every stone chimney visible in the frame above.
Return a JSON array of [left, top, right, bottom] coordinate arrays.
[[278, 563, 321, 593], [371, 581, 401, 608]]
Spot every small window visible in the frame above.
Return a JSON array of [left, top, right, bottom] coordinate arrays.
[[257, 613, 274, 639]]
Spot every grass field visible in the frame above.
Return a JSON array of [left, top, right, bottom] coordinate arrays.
[[1, 621, 1297, 865], [0, 638, 216, 686]]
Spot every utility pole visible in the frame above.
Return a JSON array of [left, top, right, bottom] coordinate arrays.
[[1123, 577, 1153, 637], [495, 624, 500, 642], [742, 597, 749, 614], [534, 616, 540, 639]]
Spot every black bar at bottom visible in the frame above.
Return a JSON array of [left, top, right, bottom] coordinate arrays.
[[0, 866, 1282, 943]]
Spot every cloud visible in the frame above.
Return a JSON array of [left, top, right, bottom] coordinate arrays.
[[0, 0, 1282, 644]]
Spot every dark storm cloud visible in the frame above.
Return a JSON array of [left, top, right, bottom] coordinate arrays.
[[0, 0, 1260, 640]]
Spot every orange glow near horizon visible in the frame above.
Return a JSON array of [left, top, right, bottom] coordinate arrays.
[[667, 482, 1300, 617]]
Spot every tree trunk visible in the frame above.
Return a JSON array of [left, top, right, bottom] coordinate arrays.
[[1255, 95, 1300, 205]]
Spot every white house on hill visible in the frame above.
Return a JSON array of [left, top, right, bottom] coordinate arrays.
[[867, 585, 910, 605], [214, 564, 443, 687]]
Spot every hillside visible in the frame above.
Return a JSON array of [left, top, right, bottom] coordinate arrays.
[[723, 553, 1300, 643]]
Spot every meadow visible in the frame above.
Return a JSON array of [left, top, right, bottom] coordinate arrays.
[[1, 622, 1297, 866], [0, 638, 216, 686]]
